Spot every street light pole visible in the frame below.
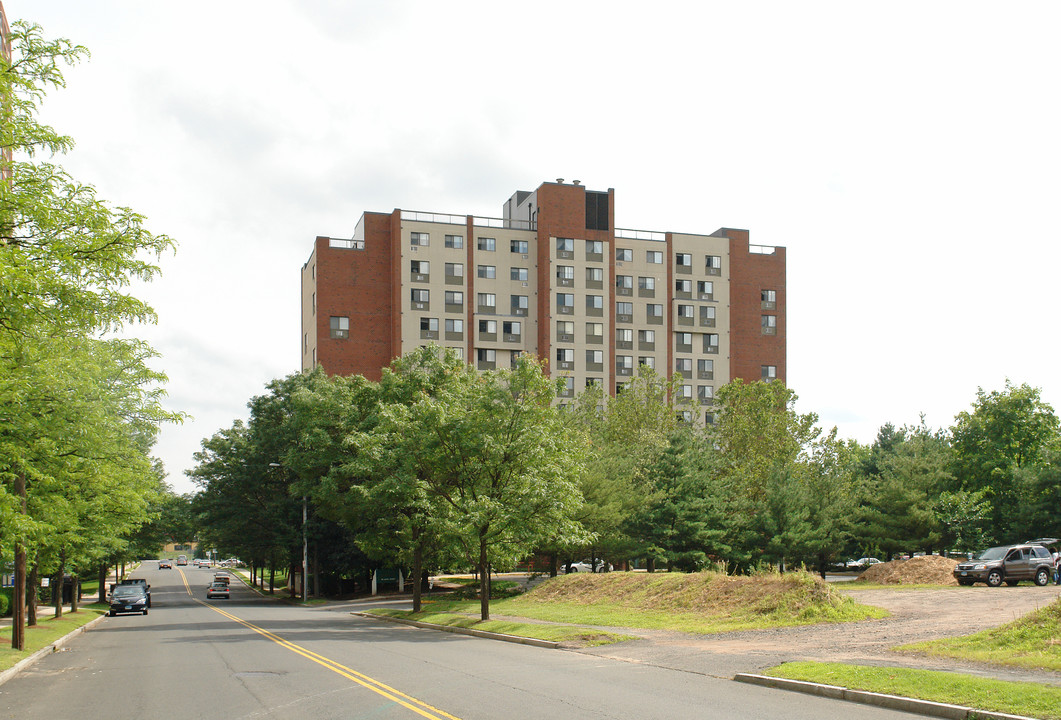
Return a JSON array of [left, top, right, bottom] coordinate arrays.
[[302, 494, 308, 601]]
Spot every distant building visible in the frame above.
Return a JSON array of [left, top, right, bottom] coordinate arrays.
[[301, 180, 785, 421]]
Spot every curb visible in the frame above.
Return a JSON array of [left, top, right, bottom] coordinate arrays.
[[351, 611, 561, 649], [0, 612, 108, 688], [734, 673, 1038, 720]]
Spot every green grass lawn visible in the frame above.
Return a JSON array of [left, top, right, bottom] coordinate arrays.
[[766, 661, 1061, 720], [899, 596, 1061, 671], [368, 608, 631, 647], [0, 604, 107, 672]]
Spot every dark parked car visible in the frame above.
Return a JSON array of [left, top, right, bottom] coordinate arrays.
[[954, 543, 1054, 587], [117, 578, 151, 607], [109, 585, 149, 616]]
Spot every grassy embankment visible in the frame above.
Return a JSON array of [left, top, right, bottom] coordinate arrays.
[[368, 570, 887, 646], [767, 662, 1061, 720], [766, 597, 1061, 720], [0, 604, 108, 672]]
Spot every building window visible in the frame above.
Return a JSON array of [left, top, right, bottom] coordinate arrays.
[[616, 328, 633, 345], [557, 265, 574, 280], [698, 358, 714, 379], [479, 319, 497, 335], [587, 349, 604, 366], [410, 232, 429, 246], [761, 289, 776, 309], [679, 384, 693, 400], [698, 385, 714, 404], [675, 357, 692, 374], [557, 237, 575, 253], [706, 255, 722, 274], [560, 377, 576, 396], [445, 234, 463, 249], [586, 240, 603, 257], [511, 267, 529, 281], [638, 356, 655, 370], [445, 318, 463, 333], [616, 274, 633, 290], [511, 295, 529, 315], [616, 301, 633, 317], [421, 317, 438, 331], [676, 253, 692, 267], [762, 315, 777, 334], [586, 267, 603, 285], [700, 306, 716, 326], [478, 264, 496, 279], [477, 348, 496, 368], [478, 237, 496, 251], [586, 294, 603, 310], [647, 251, 663, 264], [639, 276, 655, 291], [676, 332, 693, 351], [330, 316, 349, 339], [411, 289, 429, 305], [411, 260, 429, 276], [586, 377, 601, 388], [698, 281, 714, 300], [556, 348, 574, 368], [647, 304, 663, 318], [478, 293, 496, 310], [445, 262, 463, 279], [557, 320, 574, 340], [557, 293, 574, 312], [639, 329, 655, 346], [511, 239, 529, 254], [586, 322, 603, 340], [503, 321, 521, 338], [677, 304, 694, 318], [704, 333, 720, 353], [762, 365, 777, 380], [616, 355, 633, 375], [675, 279, 692, 293], [616, 248, 633, 262]]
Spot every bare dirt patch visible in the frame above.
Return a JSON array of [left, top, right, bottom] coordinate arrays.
[[857, 555, 959, 585], [575, 583, 1061, 685]]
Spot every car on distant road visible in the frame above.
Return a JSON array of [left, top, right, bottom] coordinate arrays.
[[159, 559, 172, 569], [953, 543, 1054, 587], [212, 572, 230, 585], [206, 581, 230, 599], [845, 557, 883, 571], [562, 559, 612, 573], [109, 585, 149, 616]]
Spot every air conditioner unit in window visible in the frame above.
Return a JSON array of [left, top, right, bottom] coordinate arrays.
[[522, 254, 529, 259], [522, 282, 528, 287], [410, 246, 418, 252]]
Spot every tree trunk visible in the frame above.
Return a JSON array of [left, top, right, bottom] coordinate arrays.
[[71, 574, 79, 613], [97, 562, 107, 605], [313, 544, 319, 599], [27, 564, 39, 627], [411, 532, 423, 613], [646, 557, 656, 573], [549, 552, 558, 578], [11, 472, 26, 650], [268, 560, 275, 595], [478, 536, 490, 621], [54, 548, 66, 619]]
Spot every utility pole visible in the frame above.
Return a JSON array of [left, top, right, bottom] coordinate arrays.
[[11, 472, 26, 650], [302, 495, 308, 601]]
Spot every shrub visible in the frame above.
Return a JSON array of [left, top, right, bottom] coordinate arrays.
[[0, 588, 11, 617]]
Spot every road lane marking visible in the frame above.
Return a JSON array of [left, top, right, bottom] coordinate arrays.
[[195, 598, 460, 720], [177, 567, 191, 595]]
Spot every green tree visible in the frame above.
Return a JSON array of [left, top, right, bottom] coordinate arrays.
[[951, 381, 1060, 542], [367, 348, 588, 620]]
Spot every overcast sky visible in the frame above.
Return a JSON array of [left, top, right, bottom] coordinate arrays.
[[24, 1, 1061, 495]]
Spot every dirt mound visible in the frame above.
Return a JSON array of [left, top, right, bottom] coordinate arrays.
[[523, 570, 858, 617], [858, 555, 959, 585]]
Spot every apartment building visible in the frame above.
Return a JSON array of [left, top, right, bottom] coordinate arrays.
[[301, 180, 785, 421]]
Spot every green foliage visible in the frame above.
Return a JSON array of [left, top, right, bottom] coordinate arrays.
[[0, 589, 10, 617], [951, 380, 1060, 542]]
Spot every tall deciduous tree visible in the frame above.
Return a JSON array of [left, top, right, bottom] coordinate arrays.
[[951, 381, 1060, 542]]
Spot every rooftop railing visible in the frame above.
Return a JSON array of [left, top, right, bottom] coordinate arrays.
[[749, 244, 778, 255], [615, 228, 666, 242], [329, 238, 364, 250]]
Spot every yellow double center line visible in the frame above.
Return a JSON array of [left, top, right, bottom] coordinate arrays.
[[176, 568, 459, 719]]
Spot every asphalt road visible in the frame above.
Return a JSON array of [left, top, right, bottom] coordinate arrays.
[[0, 563, 927, 720]]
